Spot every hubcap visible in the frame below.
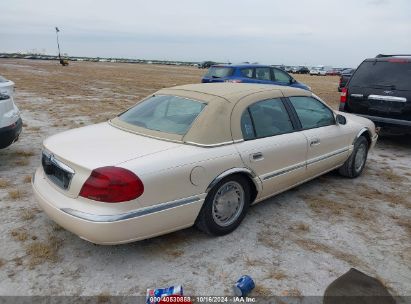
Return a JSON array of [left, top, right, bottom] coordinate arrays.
[[354, 143, 367, 172], [212, 181, 245, 227]]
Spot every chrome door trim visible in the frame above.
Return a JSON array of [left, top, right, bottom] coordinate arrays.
[[368, 95, 407, 102], [61, 195, 201, 223], [307, 147, 350, 166], [206, 167, 260, 193], [262, 161, 306, 181]]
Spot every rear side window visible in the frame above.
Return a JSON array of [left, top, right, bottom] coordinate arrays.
[[205, 67, 234, 78], [349, 61, 411, 90], [240, 68, 253, 78], [240, 98, 294, 140], [119, 95, 206, 135], [272, 68, 291, 83], [289, 96, 335, 129], [255, 68, 271, 81]]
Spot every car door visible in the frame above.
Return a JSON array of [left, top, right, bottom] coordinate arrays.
[[253, 67, 274, 84], [234, 97, 308, 200], [287, 96, 352, 178], [271, 68, 295, 88]]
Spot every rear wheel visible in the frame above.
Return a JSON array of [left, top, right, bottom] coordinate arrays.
[[196, 175, 250, 236], [338, 136, 369, 178]]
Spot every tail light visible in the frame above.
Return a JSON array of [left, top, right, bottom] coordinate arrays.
[[79, 166, 144, 203], [225, 79, 242, 83], [340, 87, 348, 103]]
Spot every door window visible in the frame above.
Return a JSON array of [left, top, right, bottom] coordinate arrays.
[[240, 68, 254, 78], [272, 68, 291, 83], [289, 96, 335, 129], [255, 68, 271, 81], [240, 98, 294, 139]]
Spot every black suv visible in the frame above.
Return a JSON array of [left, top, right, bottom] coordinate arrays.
[[339, 54, 411, 133]]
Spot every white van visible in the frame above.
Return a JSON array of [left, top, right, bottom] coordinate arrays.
[[0, 76, 22, 149]]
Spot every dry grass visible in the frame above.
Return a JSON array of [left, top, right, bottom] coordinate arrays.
[[166, 249, 184, 258], [264, 269, 288, 281], [244, 256, 267, 267], [11, 228, 29, 242], [21, 209, 35, 221], [13, 257, 23, 266], [375, 168, 407, 183], [14, 158, 29, 166], [253, 285, 272, 296], [23, 175, 32, 183], [8, 189, 22, 200], [281, 288, 302, 297], [26, 234, 63, 268], [294, 239, 364, 268], [15, 150, 35, 157], [0, 178, 10, 188], [97, 292, 111, 303], [357, 185, 410, 208], [397, 219, 411, 236], [0, 258, 5, 268], [257, 229, 281, 249], [290, 222, 310, 232], [301, 194, 345, 216]]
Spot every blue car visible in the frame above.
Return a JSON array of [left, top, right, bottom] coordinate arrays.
[[201, 64, 311, 91]]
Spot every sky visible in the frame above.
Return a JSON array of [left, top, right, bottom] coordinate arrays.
[[1, 0, 410, 67]]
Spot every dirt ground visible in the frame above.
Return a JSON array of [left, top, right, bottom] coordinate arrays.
[[0, 59, 410, 300]]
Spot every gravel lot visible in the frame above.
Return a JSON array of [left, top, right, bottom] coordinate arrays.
[[0, 59, 410, 300]]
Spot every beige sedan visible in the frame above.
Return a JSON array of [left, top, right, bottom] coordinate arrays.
[[32, 84, 378, 244]]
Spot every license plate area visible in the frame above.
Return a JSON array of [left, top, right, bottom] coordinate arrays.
[[42, 151, 74, 190]]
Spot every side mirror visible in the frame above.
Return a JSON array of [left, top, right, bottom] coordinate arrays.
[[336, 114, 347, 125]]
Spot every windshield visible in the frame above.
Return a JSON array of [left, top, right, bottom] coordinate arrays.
[[119, 95, 206, 135], [205, 67, 234, 78], [350, 61, 411, 90]]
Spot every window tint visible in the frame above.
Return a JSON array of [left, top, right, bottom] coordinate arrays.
[[255, 68, 271, 81], [204, 67, 234, 78], [119, 95, 205, 135], [349, 61, 411, 90], [289, 96, 335, 129], [240, 68, 253, 78], [272, 68, 291, 83], [240, 98, 294, 139]]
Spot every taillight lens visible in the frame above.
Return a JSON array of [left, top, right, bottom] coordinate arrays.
[[79, 166, 144, 203], [340, 88, 347, 103]]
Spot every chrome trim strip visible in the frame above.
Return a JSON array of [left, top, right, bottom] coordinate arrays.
[[350, 94, 364, 98], [353, 127, 370, 144], [185, 139, 244, 148], [307, 147, 349, 165], [43, 150, 75, 174], [61, 196, 201, 223], [263, 162, 306, 181], [368, 95, 407, 102], [206, 167, 260, 193]]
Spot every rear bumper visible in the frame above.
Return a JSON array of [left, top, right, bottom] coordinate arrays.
[[0, 117, 22, 149], [32, 168, 205, 245], [352, 114, 411, 130]]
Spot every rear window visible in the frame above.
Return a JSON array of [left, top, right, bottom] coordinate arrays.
[[119, 95, 206, 135], [349, 61, 411, 90], [205, 67, 234, 78]]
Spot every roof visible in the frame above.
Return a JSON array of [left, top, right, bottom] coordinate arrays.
[[111, 83, 311, 147], [211, 63, 273, 69]]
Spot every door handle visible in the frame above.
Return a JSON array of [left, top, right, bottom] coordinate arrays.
[[250, 152, 264, 161], [310, 138, 321, 146]]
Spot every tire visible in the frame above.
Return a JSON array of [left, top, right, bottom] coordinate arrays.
[[196, 175, 251, 236], [338, 136, 369, 178]]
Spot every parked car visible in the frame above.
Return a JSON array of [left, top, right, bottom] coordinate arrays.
[[292, 66, 310, 74], [198, 61, 217, 69], [33, 83, 377, 244], [202, 64, 311, 91], [338, 69, 356, 92], [339, 54, 411, 133], [310, 66, 327, 76], [326, 69, 340, 76], [0, 76, 22, 149]]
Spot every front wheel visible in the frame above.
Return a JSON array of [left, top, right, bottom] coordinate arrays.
[[338, 136, 369, 178], [196, 175, 250, 236]]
